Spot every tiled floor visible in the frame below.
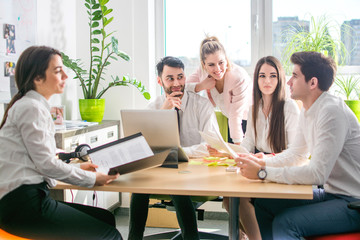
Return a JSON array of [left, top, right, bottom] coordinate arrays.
[[115, 208, 229, 239]]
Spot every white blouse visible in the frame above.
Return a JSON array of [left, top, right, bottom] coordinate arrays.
[[0, 91, 95, 200], [241, 98, 300, 153]]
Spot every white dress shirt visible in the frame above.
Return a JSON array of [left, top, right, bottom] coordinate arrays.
[[266, 92, 360, 199], [147, 90, 220, 157], [0, 90, 95, 200], [241, 98, 300, 153]]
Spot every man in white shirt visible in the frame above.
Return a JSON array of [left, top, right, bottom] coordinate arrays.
[[128, 56, 220, 240], [238, 51, 360, 239]]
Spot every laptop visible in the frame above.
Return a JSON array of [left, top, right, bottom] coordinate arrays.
[[120, 109, 189, 163]]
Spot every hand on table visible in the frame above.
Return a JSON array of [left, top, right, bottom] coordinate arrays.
[[236, 154, 265, 180], [207, 145, 231, 158], [95, 172, 119, 186]]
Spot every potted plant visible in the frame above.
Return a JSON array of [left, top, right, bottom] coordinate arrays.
[[334, 74, 360, 122], [61, 0, 150, 122], [281, 15, 350, 75]]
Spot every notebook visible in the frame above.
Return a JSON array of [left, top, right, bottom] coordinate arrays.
[[87, 132, 172, 175]]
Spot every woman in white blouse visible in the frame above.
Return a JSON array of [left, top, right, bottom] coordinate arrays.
[[0, 46, 122, 240], [210, 56, 300, 240]]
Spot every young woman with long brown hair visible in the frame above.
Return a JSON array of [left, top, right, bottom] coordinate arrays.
[[210, 56, 300, 239], [0, 46, 121, 240]]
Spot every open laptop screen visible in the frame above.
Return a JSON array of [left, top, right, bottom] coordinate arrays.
[[120, 109, 188, 162]]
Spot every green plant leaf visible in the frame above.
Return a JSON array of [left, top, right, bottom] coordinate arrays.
[[104, 9, 113, 16], [92, 30, 102, 35], [85, 3, 90, 9], [281, 15, 350, 75], [104, 17, 113, 27], [117, 51, 130, 61], [101, 5, 107, 12], [143, 92, 151, 100], [334, 74, 360, 100], [105, 31, 114, 39], [100, 0, 109, 5], [91, 38, 100, 43], [91, 22, 99, 28], [104, 42, 111, 50], [92, 15, 101, 21], [92, 3, 100, 9], [92, 10, 102, 16]]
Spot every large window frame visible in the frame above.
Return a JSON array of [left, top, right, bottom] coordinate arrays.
[[153, 0, 360, 97], [154, 0, 272, 77]]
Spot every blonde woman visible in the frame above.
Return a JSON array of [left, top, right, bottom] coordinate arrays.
[[187, 36, 252, 144]]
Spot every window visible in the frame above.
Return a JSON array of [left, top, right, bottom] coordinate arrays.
[[164, 0, 251, 76], [273, 0, 360, 69], [162, 0, 360, 75]]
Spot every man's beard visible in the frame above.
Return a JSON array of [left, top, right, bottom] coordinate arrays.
[[163, 85, 185, 96]]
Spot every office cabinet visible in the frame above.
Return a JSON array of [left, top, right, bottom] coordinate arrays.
[[53, 120, 121, 210]]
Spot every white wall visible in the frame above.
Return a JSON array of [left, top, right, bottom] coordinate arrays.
[[37, 0, 78, 119]]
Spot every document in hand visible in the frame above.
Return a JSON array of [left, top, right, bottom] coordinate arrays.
[[199, 130, 249, 158], [87, 132, 170, 175]]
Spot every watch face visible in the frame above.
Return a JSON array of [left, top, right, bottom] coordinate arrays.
[[258, 169, 267, 179]]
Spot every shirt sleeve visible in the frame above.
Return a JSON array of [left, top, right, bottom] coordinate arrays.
[[183, 98, 220, 157], [266, 105, 347, 185], [185, 67, 208, 93], [239, 105, 255, 153], [227, 69, 252, 143], [284, 99, 300, 148], [17, 103, 96, 188]]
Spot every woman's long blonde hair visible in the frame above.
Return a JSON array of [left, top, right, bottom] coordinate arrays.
[[199, 36, 232, 71]]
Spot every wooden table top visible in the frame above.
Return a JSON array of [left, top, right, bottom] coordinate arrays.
[[54, 162, 313, 200]]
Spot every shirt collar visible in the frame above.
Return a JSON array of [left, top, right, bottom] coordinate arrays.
[[304, 91, 327, 117], [25, 90, 51, 111]]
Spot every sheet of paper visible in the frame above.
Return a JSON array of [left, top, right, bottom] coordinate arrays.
[[213, 130, 239, 159], [199, 130, 248, 159], [89, 135, 154, 174]]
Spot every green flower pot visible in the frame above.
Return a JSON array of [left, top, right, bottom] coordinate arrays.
[[79, 99, 105, 123], [345, 100, 360, 122]]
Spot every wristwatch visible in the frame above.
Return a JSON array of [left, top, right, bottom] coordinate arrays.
[[257, 166, 267, 180]]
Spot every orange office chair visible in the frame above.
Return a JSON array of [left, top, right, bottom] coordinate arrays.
[[305, 201, 360, 240], [0, 229, 30, 240]]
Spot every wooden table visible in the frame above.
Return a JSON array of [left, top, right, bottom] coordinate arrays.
[[54, 162, 313, 239]]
